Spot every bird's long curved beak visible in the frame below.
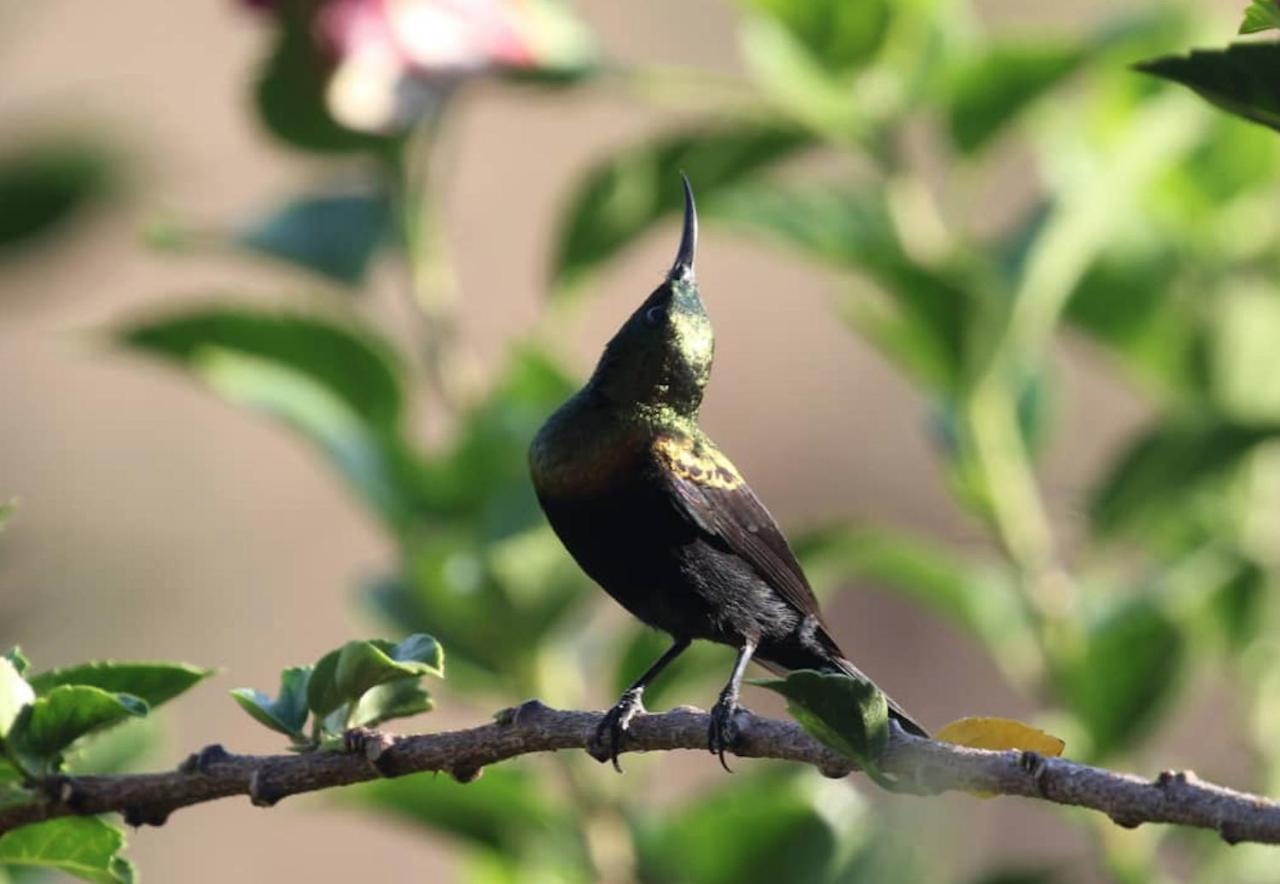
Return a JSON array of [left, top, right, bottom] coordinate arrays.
[[668, 173, 698, 283]]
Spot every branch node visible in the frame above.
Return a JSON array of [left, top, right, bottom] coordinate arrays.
[[449, 764, 484, 784], [123, 804, 171, 828], [1218, 821, 1243, 846], [179, 744, 231, 775], [1109, 812, 1143, 830], [1019, 751, 1050, 796], [248, 769, 283, 808], [495, 699, 552, 728], [1156, 769, 1199, 790], [343, 727, 401, 777]]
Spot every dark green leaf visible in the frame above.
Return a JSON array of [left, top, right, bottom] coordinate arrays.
[[1241, 0, 1280, 34], [1136, 44, 1280, 133], [946, 40, 1086, 153], [239, 188, 391, 285], [253, 1, 401, 156], [116, 306, 420, 528], [28, 662, 211, 709], [1207, 556, 1268, 650], [1089, 419, 1280, 536], [0, 139, 115, 255], [552, 124, 811, 293], [306, 635, 442, 719], [1052, 596, 1184, 759], [737, 0, 891, 74], [0, 817, 135, 883], [0, 660, 33, 738], [754, 670, 889, 775], [230, 665, 312, 739], [9, 687, 146, 767]]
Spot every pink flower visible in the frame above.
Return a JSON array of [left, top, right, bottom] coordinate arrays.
[[245, 0, 593, 133]]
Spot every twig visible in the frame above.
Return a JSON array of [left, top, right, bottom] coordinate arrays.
[[2, 702, 1278, 845]]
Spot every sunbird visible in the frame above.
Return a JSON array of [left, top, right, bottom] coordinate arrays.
[[530, 176, 926, 769]]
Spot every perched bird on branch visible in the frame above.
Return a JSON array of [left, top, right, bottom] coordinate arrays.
[[530, 175, 926, 770]]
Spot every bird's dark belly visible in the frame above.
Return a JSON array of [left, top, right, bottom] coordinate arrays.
[[537, 481, 801, 645]]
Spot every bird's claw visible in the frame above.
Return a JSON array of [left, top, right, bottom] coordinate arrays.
[[708, 694, 744, 772], [589, 688, 646, 772]]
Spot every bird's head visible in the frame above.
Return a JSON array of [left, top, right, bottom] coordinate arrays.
[[587, 175, 714, 421]]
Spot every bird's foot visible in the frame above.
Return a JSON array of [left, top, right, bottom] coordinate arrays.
[[708, 693, 745, 772], [588, 688, 646, 772]]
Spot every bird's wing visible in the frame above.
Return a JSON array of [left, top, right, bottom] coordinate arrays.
[[650, 433, 827, 627]]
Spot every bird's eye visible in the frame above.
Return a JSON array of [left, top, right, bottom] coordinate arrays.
[[643, 306, 667, 327]]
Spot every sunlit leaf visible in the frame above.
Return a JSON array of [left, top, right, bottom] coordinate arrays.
[[28, 662, 211, 709], [736, 0, 891, 75], [347, 677, 433, 729], [552, 124, 811, 293], [945, 40, 1086, 153], [1240, 0, 1280, 34], [0, 660, 33, 738], [239, 187, 392, 285], [0, 817, 134, 883], [231, 666, 312, 740], [1137, 44, 1280, 133], [754, 670, 889, 779], [9, 687, 147, 770], [711, 183, 975, 392], [307, 635, 442, 719]]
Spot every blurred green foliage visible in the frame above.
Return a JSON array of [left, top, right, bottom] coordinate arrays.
[[6, 0, 1280, 880]]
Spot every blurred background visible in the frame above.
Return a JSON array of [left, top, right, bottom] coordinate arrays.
[[2, 0, 1278, 881]]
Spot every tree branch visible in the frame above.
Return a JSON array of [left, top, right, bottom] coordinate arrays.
[[3, 701, 1278, 844]]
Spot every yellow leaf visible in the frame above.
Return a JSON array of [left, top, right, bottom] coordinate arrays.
[[935, 716, 1065, 798]]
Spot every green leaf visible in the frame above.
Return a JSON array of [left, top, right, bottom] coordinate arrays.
[[754, 670, 890, 777], [1241, 0, 1280, 34], [1089, 419, 1280, 536], [1136, 44, 1280, 133], [552, 124, 811, 293], [736, 0, 891, 75], [253, 1, 401, 156], [1052, 596, 1185, 759], [351, 766, 588, 873], [117, 307, 404, 427], [0, 817, 135, 883], [116, 306, 420, 529], [239, 188, 392, 285], [347, 678, 433, 729], [27, 662, 211, 709], [307, 635, 442, 719], [793, 525, 1035, 674], [0, 660, 34, 738], [634, 767, 870, 884], [0, 138, 115, 256], [9, 687, 147, 764], [230, 665, 312, 740], [711, 183, 975, 392], [946, 40, 1086, 153]]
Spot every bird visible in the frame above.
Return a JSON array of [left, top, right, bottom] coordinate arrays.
[[529, 175, 927, 770]]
